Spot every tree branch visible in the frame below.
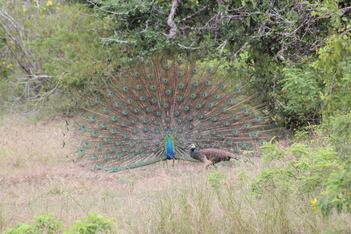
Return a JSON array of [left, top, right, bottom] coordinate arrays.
[[177, 44, 200, 50], [163, 0, 179, 39], [230, 41, 249, 59], [86, 0, 136, 15], [340, 6, 351, 16], [101, 38, 136, 44], [178, 26, 218, 31], [177, 5, 209, 23]]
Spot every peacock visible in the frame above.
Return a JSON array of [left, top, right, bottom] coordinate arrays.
[[73, 57, 277, 171]]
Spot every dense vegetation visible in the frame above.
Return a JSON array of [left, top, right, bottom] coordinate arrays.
[[1, 0, 351, 232]]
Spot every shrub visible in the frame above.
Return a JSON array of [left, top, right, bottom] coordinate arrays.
[[2, 213, 117, 234]]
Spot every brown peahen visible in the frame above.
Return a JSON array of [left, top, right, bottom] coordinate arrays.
[[74, 58, 277, 171], [188, 143, 238, 169]]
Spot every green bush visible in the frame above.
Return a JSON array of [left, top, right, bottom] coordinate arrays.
[[278, 65, 323, 128], [68, 212, 117, 234], [0, 0, 123, 115], [254, 121, 351, 217], [205, 170, 227, 190], [2, 213, 64, 234], [2, 212, 117, 234]]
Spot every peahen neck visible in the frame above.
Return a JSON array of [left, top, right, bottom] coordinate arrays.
[[189, 148, 201, 161]]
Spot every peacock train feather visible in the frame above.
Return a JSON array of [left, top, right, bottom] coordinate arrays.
[[74, 58, 277, 171]]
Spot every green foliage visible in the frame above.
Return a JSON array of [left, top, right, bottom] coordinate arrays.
[[68, 212, 117, 234], [313, 34, 351, 119], [2, 213, 64, 234], [1, 0, 341, 127], [320, 165, 351, 216], [20, 1, 118, 88], [85, 0, 328, 60], [205, 170, 227, 190], [328, 113, 351, 159], [309, 0, 351, 120], [80, 0, 331, 129], [309, 0, 350, 30], [253, 136, 341, 194], [276, 65, 323, 128], [301, 3, 351, 215], [0, 0, 122, 115], [2, 213, 118, 234], [254, 125, 351, 216]]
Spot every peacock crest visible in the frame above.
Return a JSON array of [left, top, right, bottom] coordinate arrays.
[[73, 58, 277, 171]]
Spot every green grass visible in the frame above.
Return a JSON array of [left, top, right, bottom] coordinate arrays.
[[0, 115, 351, 233]]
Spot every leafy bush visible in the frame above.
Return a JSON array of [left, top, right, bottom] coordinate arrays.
[[0, 0, 123, 115], [205, 170, 227, 190], [254, 121, 351, 217], [313, 34, 351, 120], [252, 138, 340, 195], [2, 213, 64, 234], [277, 65, 323, 128], [2, 212, 117, 234], [68, 212, 117, 234]]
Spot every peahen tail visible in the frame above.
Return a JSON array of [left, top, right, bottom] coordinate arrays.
[[73, 58, 277, 171]]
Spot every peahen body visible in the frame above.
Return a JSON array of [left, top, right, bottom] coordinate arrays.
[[189, 144, 238, 169], [74, 58, 276, 171]]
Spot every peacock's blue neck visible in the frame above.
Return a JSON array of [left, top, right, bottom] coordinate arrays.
[[166, 135, 175, 159]]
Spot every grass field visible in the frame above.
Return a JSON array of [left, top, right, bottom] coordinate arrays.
[[1, 115, 350, 233]]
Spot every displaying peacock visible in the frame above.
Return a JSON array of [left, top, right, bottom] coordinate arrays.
[[73, 57, 277, 171]]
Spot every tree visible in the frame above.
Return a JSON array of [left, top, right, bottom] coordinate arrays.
[[82, 0, 332, 127], [83, 0, 328, 61], [0, 0, 118, 115]]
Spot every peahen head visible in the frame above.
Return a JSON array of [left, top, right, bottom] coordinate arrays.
[[189, 143, 196, 151]]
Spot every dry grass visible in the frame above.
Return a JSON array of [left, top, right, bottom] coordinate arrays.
[[1, 115, 351, 233]]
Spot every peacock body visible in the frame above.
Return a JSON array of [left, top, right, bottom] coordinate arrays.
[[74, 58, 276, 171]]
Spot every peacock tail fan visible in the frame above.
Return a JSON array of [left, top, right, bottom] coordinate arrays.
[[72, 57, 278, 172]]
